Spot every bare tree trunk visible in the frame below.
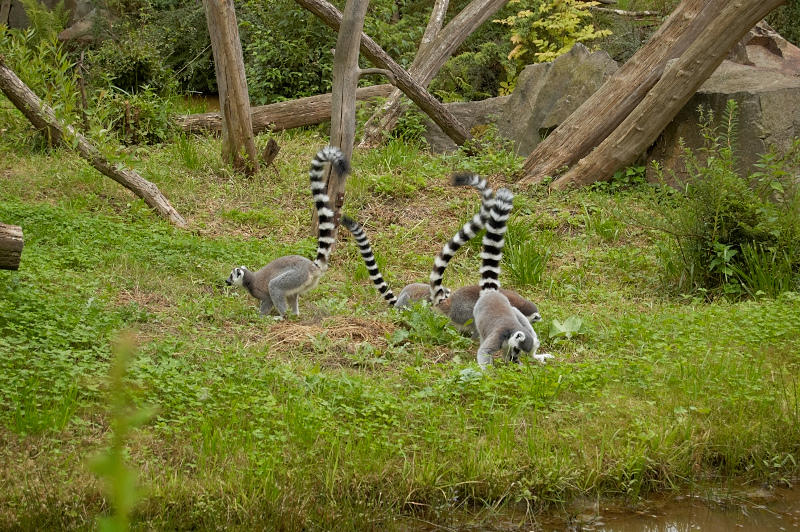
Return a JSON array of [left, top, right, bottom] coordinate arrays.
[[518, 0, 726, 186], [0, 57, 188, 228], [295, 0, 475, 148], [175, 84, 394, 134], [203, 0, 260, 175], [325, 0, 370, 232], [358, 0, 509, 148], [551, 0, 787, 189], [0, 223, 23, 271]]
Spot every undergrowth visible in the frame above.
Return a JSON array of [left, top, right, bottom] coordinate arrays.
[[1, 106, 800, 530]]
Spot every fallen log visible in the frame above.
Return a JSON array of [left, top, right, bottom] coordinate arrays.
[[174, 84, 394, 134], [0, 55, 187, 228], [0, 223, 23, 271]]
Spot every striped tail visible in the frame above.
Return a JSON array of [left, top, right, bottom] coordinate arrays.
[[429, 172, 495, 306], [309, 146, 349, 271], [341, 215, 398, 306], [480, 188, 514, 294]]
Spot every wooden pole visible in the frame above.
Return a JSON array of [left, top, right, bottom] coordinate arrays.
[[202, 0, 260, 175], [552, 0, 788, 189], [295, 0, 475, 148], [174, 84, 394, 134], [358, 0, 509, 148], [518, 0, 726, 185]]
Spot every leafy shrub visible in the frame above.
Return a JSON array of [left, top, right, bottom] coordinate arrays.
[[86, 15, 177, 94], [0, 27, 82, 145], [494, 0, 611, 77], [429, 41, 512, 102], [102, 86, 177, 144], [18, 0, 69, 43], [640, 100, 800, 298]]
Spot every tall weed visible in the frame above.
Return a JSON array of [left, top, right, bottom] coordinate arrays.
[[633, 100, 800, 298]]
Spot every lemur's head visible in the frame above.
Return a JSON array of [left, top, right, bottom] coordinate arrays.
[[225, 266, 249, 287]]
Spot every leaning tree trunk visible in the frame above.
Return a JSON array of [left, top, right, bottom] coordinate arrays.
[[0, 223, 23, 271], [358, 0, 449, 148], [0, 56, 187, 227], [295, 0, 475, 148], [550, 0, 787, 189], [203, 0, 260, 175], [518, 0, 729, 186], [175, 84, 394, 134], [358, 0, 510, 148]]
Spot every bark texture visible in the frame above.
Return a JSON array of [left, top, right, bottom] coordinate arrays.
[[295, 0, 474, 147], [175, 85, 394, 134], [359, 0, 509, 148], [519, 0, 726, 185], [0, 56, 187, 227], [552, 0, 788, 189], [0, 0, 11, 26], [325, 0, 370, 232], [0, 223, 23, 271], [203, 0, 259, 175]]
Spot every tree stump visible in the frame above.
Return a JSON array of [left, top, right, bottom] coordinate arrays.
[[0, 223, 23, 271]]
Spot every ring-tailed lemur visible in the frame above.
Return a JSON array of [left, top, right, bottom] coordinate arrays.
[[473, 188, 551, 368], [429, 172, 495, 307], [225, 146, 349, 319], [340, 215, 449, 309], [429, 173, 542, 337]]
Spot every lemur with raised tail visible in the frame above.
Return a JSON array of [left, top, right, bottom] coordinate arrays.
[[430, 173, 541, 337], [473, 188, 550, 368], [340, 215, 449, 309], [225, 146, 349, 319]]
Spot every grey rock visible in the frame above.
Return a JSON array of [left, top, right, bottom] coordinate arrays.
[[421, 43, 618, 156], [497, 43, 618, 157], [646, 23, 800, 184], [420, 96, 510, 153]]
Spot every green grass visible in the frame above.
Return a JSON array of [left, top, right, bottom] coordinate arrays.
[[1, 127, 800, 531]]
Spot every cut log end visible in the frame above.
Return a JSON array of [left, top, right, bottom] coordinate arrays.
[[0, 223, 24, 271]]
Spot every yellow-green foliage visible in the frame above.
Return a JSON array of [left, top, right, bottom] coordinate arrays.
[[495, 0, 611, 71]]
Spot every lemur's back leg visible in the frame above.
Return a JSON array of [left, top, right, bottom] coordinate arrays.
[[288, 294, 300, 316], [268, 271, 303, 318], [259, 297, 275, 316]]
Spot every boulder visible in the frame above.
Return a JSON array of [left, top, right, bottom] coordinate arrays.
[[496, 43, 618, 157], [421, 43, 619, 155], [646, 21, 800, 184]]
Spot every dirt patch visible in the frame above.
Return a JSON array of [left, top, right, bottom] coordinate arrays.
[[264, 316, 394, 352]]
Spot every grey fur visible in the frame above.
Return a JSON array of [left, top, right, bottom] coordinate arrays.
[[429, 173, 542, 337], [436, 285, 541, 338], [472, 188, 544, 368], [225, 146, 348, 319]]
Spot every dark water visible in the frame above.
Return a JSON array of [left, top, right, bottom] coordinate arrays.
[[405, 486, 800, 531], [540, 487, 800, 531], [591, 490, 800, 532]]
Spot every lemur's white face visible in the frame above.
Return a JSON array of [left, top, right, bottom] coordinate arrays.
[[508, 331, 526, 349], [225, 267, 246, 287]]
